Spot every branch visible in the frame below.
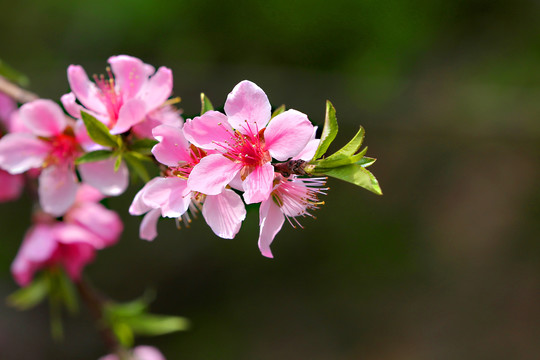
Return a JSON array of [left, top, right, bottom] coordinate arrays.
[[0, 75, 39, 103]]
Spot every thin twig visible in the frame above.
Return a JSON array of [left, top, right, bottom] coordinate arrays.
[[0, 76, 38, 103]]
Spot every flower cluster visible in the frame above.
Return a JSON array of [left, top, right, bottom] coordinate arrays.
[[0, 54, 380, 357]]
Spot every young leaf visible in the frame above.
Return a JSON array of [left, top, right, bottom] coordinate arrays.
[[323, 164, 382, 195], [356, 156, 376, 167], [56, 270, 78, 314], [124, 314, 190, 336], [112, 322, 134, 347], [130, 138, 158, 155], [75, 150, 114, 165], [271, 105, 286, 118], [6, 275, 49, 310], [124, 152, 150, 182], [80, 112, 121, 148], [320, 126, 365, 163], [200, 93, 214, 115], [313, 100, 339, 160], [111, 154, 121, 173], [312, 146, 368, 169]]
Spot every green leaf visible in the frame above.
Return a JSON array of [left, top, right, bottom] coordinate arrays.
[[312, 146, 368, 169], [124, 152, 150, 182], [113, 322, 134, 347], [356, 156, 376, 167], [6, 274, 49, 310], [271, 105, 286, 118], [105, 290, 154, 318], [56, 270, 78, 314], [323, 164, 382, 195], [130, 138, 158, 155], [0, 59, 29, 86], [322, 126, 365, 162], [75, 150, 114, 165], [313, 100, 339, 160], [124, 314, 190, 336], [114, 155, 123, 172], [81, 111, 121, 148], [200, 93, 214, 115]]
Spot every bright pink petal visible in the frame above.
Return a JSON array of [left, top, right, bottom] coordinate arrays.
[[78, 158, 129, 196], [140, 208, 161, 241], [108, 55, 147, 99], [265, 109, 314, 161], [0, 91, 16, 125], [129, 178, 161, 215], [61, 92, 84, 119], [294, 138, 320, 161], [187, 154, 241, 195], [183, 111, 233, 150], [54, 223, 104, 248], [11, 224, 58, 286], [67, 65, 108, 114], [243, 162, 274, 204], [141, 66, 173, 112], [203, 189, 246, 239], [0, 133, 49, 174], [74, 184, 104, 203], [0, 170, 24, 202], [110, 98, 147, 134], [142, 177, 191, 218], [224, 80, 271, 133], [58, 241, 95, 281], [132, 105, 183, 139], [19, 99, 67, 137], [258, 198, 285, 259], [38, 165, 78, 216], [151, 124, 191, 166], [65, 202, 123, 248]]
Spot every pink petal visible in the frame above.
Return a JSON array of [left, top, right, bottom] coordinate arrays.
[[19, 99, 67, 137], [11, 224, 58, 286], [0, 91, 16, 125], [65, 202, 123, 248], [38, 165, 78, 216], [54, 223, 104, 248], [264, 109, 314, 161], [132, 105, 183, 139], [129, 178, 161, 215], [151, 124, 191, 167], [132, 346, 166, 360], [140, 208, 161, 241], [61, 92, 84, 119], [258, 198, 285, 259], [0, 133, 49, 174], [142, 177, 191, 218], [74, 184, 104, 203], [58, 241, 95, 281], [224, 80, 271, 133], [293, 138, 320, 161], [78, 158, 129, 196], [0, 170, 24, 202], [242, 162, 274, 204], [187, 154, 242, 195], [108, 55, 147, 99], [203, 189, 246, 239], [67, 65, 108, 114], [110, 98, 147, 135], [141, 66, 173, 112], [183, 111, 233, 150]]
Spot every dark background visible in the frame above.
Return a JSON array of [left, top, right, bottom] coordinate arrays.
[[1, 0, 540, 359]]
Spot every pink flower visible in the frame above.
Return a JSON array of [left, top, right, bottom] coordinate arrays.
[[129, 124, 246, 240], [11, 185, 123, 286], [258, 175, 327, 258], [63, 55, 174, 135], [99, 345, 166, 360], [0, 91, 17, 130], [183, 80, 315, 204]]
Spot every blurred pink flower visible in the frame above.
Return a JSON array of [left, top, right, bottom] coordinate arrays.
[[62, 55, 174, 135], [258, 175, 327, 258], [0, 169, 24, 202], [99, 345, 166, 360], [0, 91, 17, 130], [11, 185, 122, 286], [183, 80, 314, 204], [129, 124, 246, 240]]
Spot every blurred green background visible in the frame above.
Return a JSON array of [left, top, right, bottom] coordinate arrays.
[[1, 0, 540, 359]]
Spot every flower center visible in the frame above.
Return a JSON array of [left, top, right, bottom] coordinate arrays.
[[93, 68, 123, 125], [167, 145, 207, 179], [48, 133, 79, 165], [221, 126, 271, 172]]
